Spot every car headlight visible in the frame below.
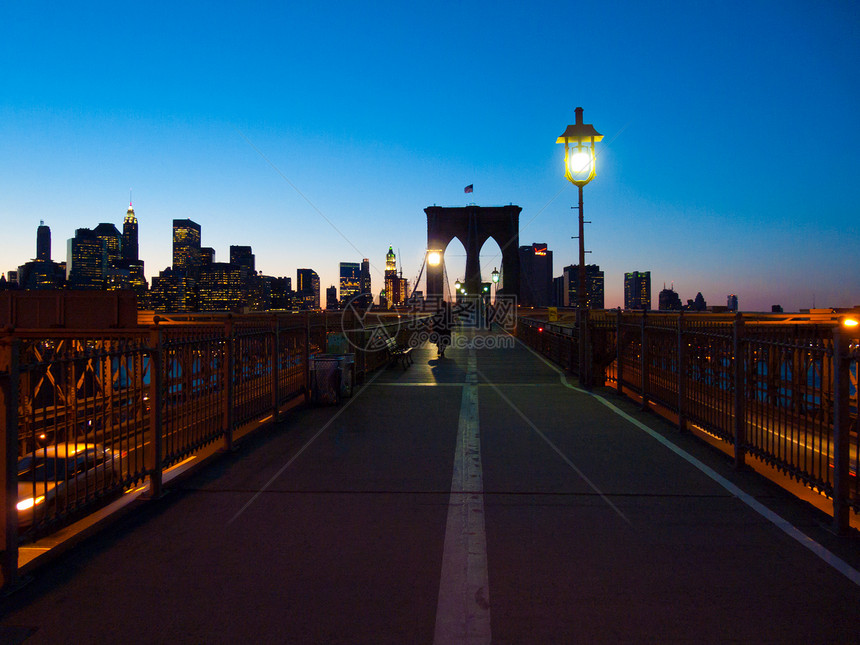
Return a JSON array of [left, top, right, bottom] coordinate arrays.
[[17, 496, 45, 511]]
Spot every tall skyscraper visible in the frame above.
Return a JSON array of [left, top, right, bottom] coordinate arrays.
[[297, 269, 320, 310], [173, 219, 201, 274], [93, 223, 123, 270], [326, 285, 338, 310], [122, 203, 139, 262], [230, 245, 255, 272], [339, 262, 361, 305], [658, 284, 682, 310], [383, 246, 407, 308], [727, 294, 738, 312], [359, 258, 372, 307], [519, 243, 553, 306], [67, 228, 106, 290], [36, 221, 51, 261], [624, 271, 651, 310], [562, 264, 604, 308]]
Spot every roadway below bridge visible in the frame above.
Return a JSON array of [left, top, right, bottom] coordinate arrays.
[[1, 328, 859, 644]]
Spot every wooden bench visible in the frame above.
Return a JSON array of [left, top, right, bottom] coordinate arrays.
[[384, 336, 413, 369]]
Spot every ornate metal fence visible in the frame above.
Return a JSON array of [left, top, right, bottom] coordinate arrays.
[[0, 310, 411, 586], [518, 311, 859, 532]]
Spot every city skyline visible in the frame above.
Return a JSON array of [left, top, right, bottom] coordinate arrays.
[[1, 2, 858, 312]]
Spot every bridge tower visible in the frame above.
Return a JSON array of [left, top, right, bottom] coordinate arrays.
[[425, 205, 521, 300]]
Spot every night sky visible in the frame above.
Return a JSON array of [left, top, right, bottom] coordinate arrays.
[[1, 1, 857, 311]]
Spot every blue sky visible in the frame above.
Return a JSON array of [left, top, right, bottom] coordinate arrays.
[[1, 1, 858, 311]]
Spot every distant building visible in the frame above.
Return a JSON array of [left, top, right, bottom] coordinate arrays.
[[519, 243, 553, 307], [687, 292, 707, 311], [359, 258, 372, 307], [297, 269, 320, 310], [658, 285, 683, 311], [339, 262, 361, 305], [198, 262, 246, 311], [562, 264, 604, 308], [37, 221, 51, 261], [326, 285, 338, 310], [150, 267, 196, 312], [18, 259, 65, 290], [172, 219, 201, 274], [93, 223, 123, 270], [67, 228, 106, 290], [727, 294, 738, 312], [624, 271, 651, 310], [383, 247, 407, 307], [771, 304, 783, 313], [199, 247, 215, 266], [230, 245, 255, 273], [122, 204, 139, 263]]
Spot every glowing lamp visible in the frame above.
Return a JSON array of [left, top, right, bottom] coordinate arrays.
[[427, 250, 442, 267], [557, 107, 603, 187], [454, 279, 461, 290], [843, 317, 859, 328], [491, 267, 500, 283]]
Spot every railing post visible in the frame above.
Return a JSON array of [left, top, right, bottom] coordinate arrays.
[[615, 308, 623, 395], [832, 326, 850, 535], [0, 336, 20, 589], [640, 310, 648, 411], [147, 325, 163, 499], [733, 312, 746, 469], [677, 311, 686, 432], [303, 313, 311, 402], [223, 317, 235, 452], [271, 315, 279, 421]]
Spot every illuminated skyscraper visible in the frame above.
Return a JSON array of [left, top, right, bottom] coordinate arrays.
[[519, 243, 553, 306], [36, 221, 51, 261], [122, 203, 139, 262], [173, 219, 201, 274], [230, 245, 255, 272], [198, 263, 245, 311], [67, 228, 106, 290], [359, 258, 372, 306], [297, 269, 320, 310], [658, 284, 683, 310], [94, 223, 122, 270], [624, 271, 651, 310], [563, 264, 604, 308], [383, 246, 406, 307], [339, 262, 361, 305]]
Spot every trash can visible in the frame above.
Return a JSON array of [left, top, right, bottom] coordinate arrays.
[[309, 353, 355, 404]]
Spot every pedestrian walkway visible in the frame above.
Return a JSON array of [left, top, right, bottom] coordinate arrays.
[[1, 329, 859, 644]]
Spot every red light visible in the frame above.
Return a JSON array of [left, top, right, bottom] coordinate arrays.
[[538, 327, 544, 332]]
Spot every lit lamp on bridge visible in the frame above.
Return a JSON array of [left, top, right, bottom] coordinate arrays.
[[427, 250, 442, 267], [491, 267, 500, 304], [557, 107, 602, 388]]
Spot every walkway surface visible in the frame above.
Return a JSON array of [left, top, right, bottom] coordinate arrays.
[[1, 329, 859, 644]]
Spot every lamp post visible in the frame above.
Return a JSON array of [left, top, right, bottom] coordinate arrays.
[[491, 267, 500, 304], [557, 107, 602, 387]]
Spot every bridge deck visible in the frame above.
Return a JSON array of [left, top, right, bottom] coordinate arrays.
[[2, 329, 859, 644]]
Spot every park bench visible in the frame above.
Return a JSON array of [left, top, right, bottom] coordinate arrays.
[[384, 336, 413, 369]]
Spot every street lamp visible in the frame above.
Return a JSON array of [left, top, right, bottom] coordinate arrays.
[[491, 267, 500, 284], [557, 107, 602, 387], [427, 250, 442, 267]]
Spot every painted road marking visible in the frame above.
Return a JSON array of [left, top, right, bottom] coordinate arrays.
[[434, 350, 491, 644]]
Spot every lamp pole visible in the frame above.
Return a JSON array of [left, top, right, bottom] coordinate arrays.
[[557, 107, 602, 388]]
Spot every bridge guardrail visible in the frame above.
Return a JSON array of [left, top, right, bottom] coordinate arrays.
[[517, 311, 859, 534], [0, 310, 415, 587]]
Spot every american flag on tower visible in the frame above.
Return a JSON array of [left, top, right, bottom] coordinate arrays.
[[464, 184, 473, 193]]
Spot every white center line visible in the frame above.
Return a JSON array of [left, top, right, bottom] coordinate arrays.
[[434, 350, 491, 644]]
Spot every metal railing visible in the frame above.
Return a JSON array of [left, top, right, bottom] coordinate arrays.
[[518, 310, 859, 533], [0, 310, 417, 586]]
